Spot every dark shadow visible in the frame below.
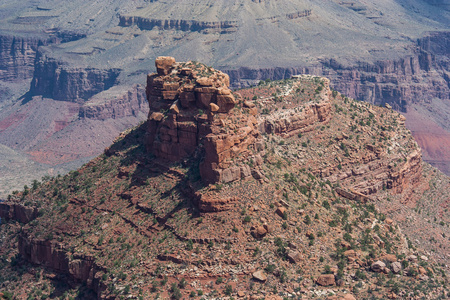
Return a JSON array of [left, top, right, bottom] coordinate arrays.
[[104, 121, 205, 222], [18, 90, 34, 105]]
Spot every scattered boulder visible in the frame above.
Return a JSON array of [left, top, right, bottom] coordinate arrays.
[[371, 260, 386, 272], [244, 100, 256, 108], [391, 261, 402, 274], [381, 254, 397, 262], [418, 266, 427, 275], [276, 206, 286, 218], [252, 270, 267, 282], [210, 103, 219, 112], [407, 255, 418, 262], [287, 250, 302, 263], [316, 274, 335, 286], [251, 226, 267, 239]]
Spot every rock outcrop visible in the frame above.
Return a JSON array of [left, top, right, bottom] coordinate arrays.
[[18, 234, 106, 294], [0, 31, 86, 82], [119, 16, 239, 34], [145, 57, 261, 184], [0, 201, 39, 224], [0, 34, 52, 81], [79, 84, 148, 120], [144, 58, 336, 186], [30, 48, 120, 102]]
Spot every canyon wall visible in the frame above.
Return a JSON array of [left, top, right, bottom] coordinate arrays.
[[79, 84, 148, 120], [119, 16, 239, 33], [227, 32, 450, 113], [29, 49, 121, 103], [0, 31, 86, 82], [0, 34, 54, 81]]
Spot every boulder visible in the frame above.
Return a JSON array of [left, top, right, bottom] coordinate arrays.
[[244, 100, 256, 108], [407, 255, 418, 262], [210, 103, 219, 112], [155, 56, 175, 75], [381, 254, 397, 262], [287, 250, 302, 263], [251, 226, 267, 239], [276, 206, 286, 218], [316, 274, 335, 286], [391, 261, 402, 274], [149, 112, 164, 122], [252, 270, 267, 282], [371, 260, 386, 272]]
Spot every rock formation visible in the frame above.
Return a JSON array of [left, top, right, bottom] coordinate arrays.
[[0, 63, 448, 299], [144, 58, 335, 186], [30, 49, 121, 103], [145, 57, 257, 184], [79, 84, 148, 120]]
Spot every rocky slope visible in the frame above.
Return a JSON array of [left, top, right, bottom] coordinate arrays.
[[0, 0, 449, 200], [0, 59, 448, 299], [3, 0, 448, 176]]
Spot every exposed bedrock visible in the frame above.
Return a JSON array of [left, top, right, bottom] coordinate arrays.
[[144, 58, 333, 189], [0, 34, 54, 81], [227, 32, 450, 113], [0, 31, 86, 82], [119, 16, 239, 33], [29, 49, 120, 103], [79, 84, 148, 120], [0, 202, 39, 224], [18, 234, 107, 296]]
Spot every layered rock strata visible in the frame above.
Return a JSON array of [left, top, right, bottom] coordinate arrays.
[[30, 49, 120, 102], [145, 57, 254, 185], [228, 32, 450, 114], [0, 34, 53, 81], [144, 58, 336, 187], [119, 16, 238, 33], [79, 84, 148, 120]]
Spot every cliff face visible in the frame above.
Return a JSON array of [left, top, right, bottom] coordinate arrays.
[[0, 34, 53, 81], [228, 33, 450, 114], [18, 235, 106, 294], [143, 58, 334, 186], [119, 16, 239, 34], [0, 31, 86, 82], [29, 49, 120, 103], [79, 84, 148, 120]]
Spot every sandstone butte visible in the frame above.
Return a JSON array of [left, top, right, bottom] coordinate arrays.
[[0, 57, 448, 299]]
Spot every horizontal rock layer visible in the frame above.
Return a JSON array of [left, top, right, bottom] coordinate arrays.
[[29, 49, 120, 103], [119, 16, 238, 33], [79, 84, 148, 120], [227, 32, 450, 113], [0, 31, 86, 82]]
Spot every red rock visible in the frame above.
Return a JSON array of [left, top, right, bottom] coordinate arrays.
[[287, 250, 302, 263], [196, 77, 214, 86], [155, 56, 175, 75], [381, 254, 397, 262], [252, 270, 267, 282], [210, 103, 219, 112], [276, 206, 286, 217], [316, 274, 335, 286]]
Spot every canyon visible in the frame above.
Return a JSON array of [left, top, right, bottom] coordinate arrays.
[[0, 0, 449, 194], [0, 58, 448, 299]]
